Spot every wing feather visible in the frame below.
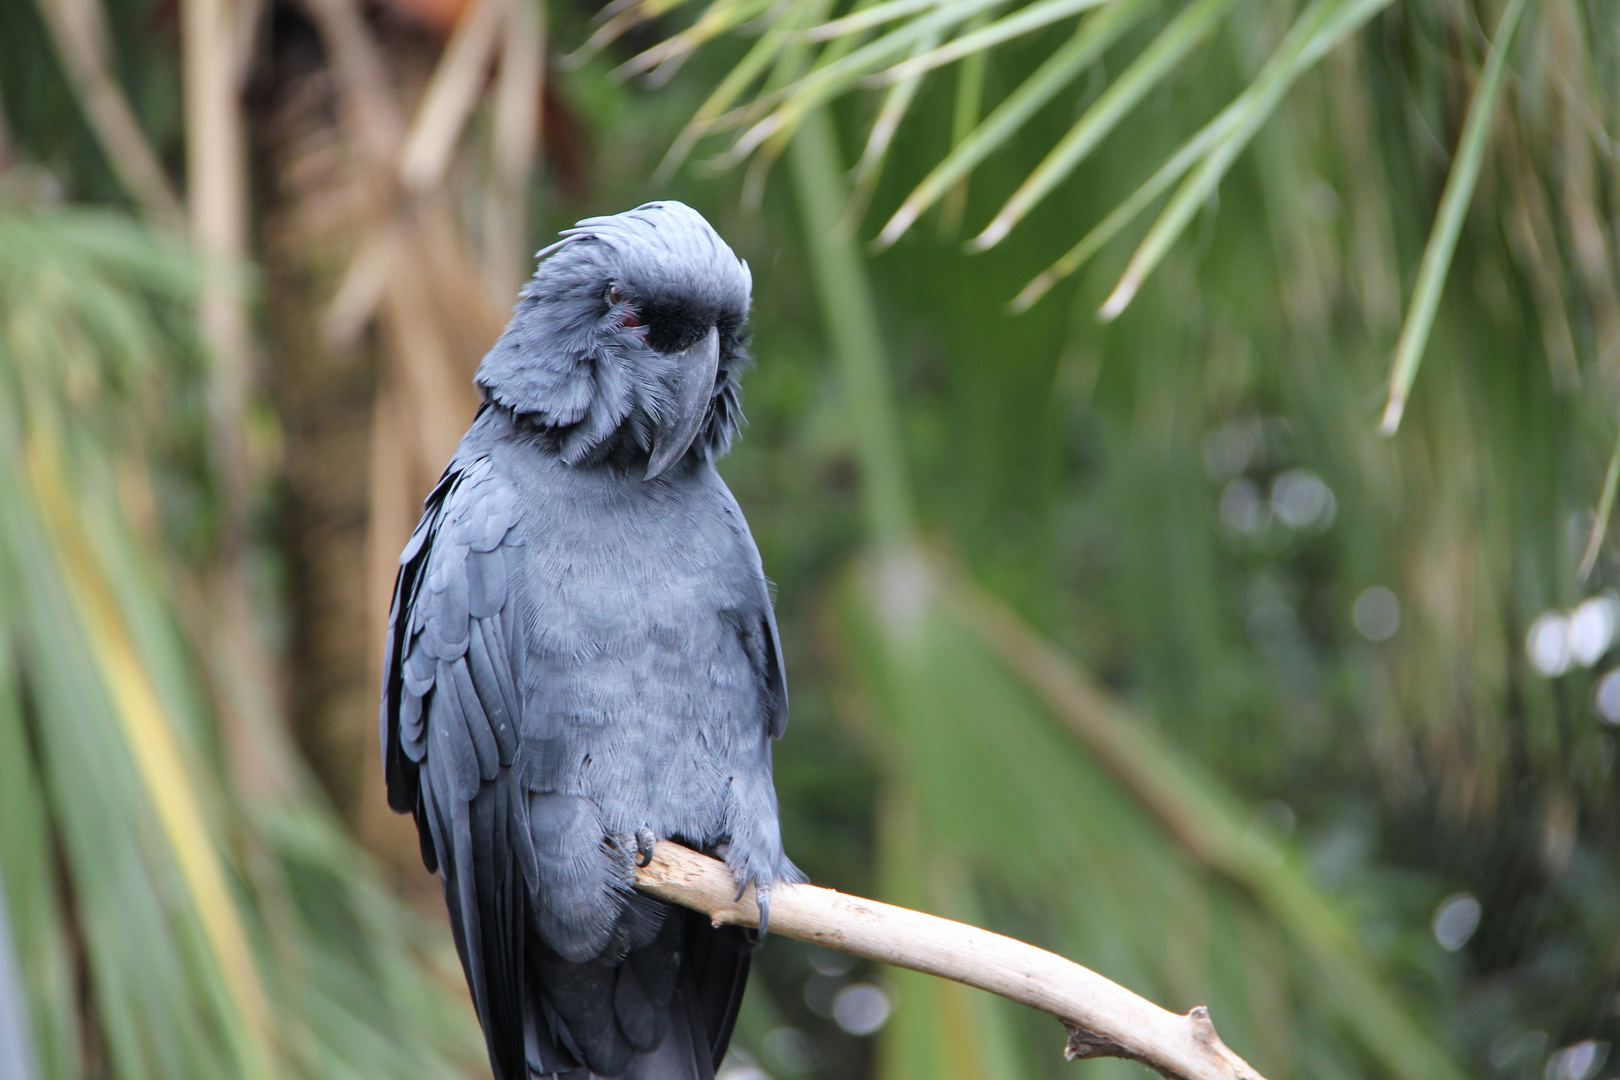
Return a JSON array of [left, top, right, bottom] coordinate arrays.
[[466, 546, 507, 618], [449, 658, 501, 782], [383, 453, 533, 1078], [466, 617, 518, 762], [758, 605, 789, 739], [432, 659, 482, 801], [725, 605, 789, 738]]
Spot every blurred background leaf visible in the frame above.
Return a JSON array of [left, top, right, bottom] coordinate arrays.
[[0, 202, 486, 1080], [2, 0, 1619, 1078]]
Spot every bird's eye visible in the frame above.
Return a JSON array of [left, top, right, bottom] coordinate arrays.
[[607, 285, 642, 328]]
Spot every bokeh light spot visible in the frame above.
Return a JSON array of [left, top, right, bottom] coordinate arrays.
[[808, 947, 855, 976], [1548, 1040, 1608, 1080], [718, 1058, 770, 1080], [1270, 468, 1336, 531], [1596, 670, 1620, 725], [1352, 587, 1400, 642], [1432, 893, 1481, 952], [763, 1027, 816, 1073], [1203, 421, 1262, 480], [1528, 613, 1574, 677], [1488, 1030, 1547, 1071], [832, 984, 892, 1035], [1220, 478, 1270, 536], [1256, 800, 1297, 835], [803, 972, 843, 1017], [1569, 597, 1620, 666]]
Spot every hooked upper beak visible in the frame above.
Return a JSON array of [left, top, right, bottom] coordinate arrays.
[[644, 325, 720, 481]]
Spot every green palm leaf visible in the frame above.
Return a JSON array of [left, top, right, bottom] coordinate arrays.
[[874, 0, 1154, 248], [1092, 0, 1395, 319], [1378, 0, 1530, 434], [0, 206, 485, 1080]]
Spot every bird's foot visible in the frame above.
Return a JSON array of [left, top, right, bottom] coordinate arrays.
[[752, 882, 773, 942], [723, 861, 775, 943], [633, 826, 657, 868]]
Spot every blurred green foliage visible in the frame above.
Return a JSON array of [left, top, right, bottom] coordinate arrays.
[[3, 0, 1619, 1079], [0, 206, 487, 1078]]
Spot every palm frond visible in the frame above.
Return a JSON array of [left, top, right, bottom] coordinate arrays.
[[1378, 0, 1530, 434], [968, 0, 1238, 252], [872, 0, 1154, 248], [0, 205, 484, 1080], [650, 0, 1551, 433], [1092, 0, 1395, 319]]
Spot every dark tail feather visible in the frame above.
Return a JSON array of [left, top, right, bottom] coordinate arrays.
[[525, 907, 751, 1080], [606, 910, 750, 1080], [682, 911, 750, 1071], [429, 766, 531, 1080], [613, 983, 710, 1080]]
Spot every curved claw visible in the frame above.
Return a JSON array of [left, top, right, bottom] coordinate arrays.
[[754, 884, 772, 942], [634, 827, 656, 868], [730, 875, 772, 947]]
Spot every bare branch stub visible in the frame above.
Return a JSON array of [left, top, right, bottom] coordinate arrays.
[[634, 842, 1267, 1080]]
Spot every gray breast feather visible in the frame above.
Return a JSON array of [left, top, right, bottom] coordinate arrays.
[[383, 442, 791, 957]]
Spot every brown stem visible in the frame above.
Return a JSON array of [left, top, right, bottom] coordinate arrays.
[[399, 0, 504, 192]]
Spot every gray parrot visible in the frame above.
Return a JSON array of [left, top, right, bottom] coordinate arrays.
[[381, 202, 801, 1080]]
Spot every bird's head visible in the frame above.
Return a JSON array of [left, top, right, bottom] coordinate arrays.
[[475, 201, 753, 480]]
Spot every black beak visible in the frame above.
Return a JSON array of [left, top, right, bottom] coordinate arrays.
[[644, 325, 720, 481]]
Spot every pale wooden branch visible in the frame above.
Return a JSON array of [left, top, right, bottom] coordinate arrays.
[[182, 0, 253, 512], [482, 0, 544, 303], [310, 0, 525, 338], [300, 0, 407, 169], [399, 0, 503, 192], [635, 843, 1265, 1080]]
